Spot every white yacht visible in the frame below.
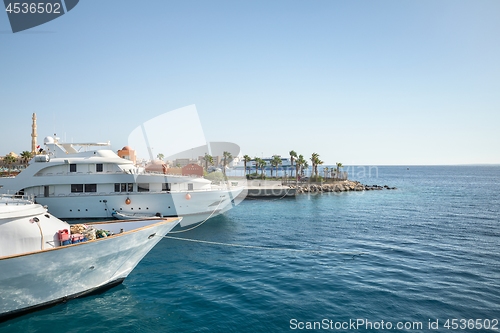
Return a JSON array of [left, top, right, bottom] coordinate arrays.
[[0, 194, 181, 321], [0, 137, 244, 226]]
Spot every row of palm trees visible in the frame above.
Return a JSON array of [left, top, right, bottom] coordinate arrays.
[[1, 151, 35, 175], [202, 151, 233, 176], [196, 150, 343, 181], [241, 151, 343, 180], [246, 155, 284, 178], [1, 151, 34, 166], [155, 151, 234, 175]]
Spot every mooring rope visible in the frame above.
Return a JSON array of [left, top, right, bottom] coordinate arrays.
[[162, 187, 366, 257], [162, 235, 367, 257], [35, 220, 44, 251]]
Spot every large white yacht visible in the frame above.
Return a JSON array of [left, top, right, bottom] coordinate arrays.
[[0, 137, 244, 226]]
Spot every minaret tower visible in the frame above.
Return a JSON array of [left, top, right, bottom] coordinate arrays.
[[31, 113, 37, 154]]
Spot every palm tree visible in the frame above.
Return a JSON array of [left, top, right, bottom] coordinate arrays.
[[303, 161, 309, 177], [294, 153, 301, 180], [243, 154, 252, 175], [222, 151, 232, 176], [289, 150, 297, 178], [20, 151, 33, 166], [271, 155, 282, 178], [315, 157, 323, 178], [335, 162, 343, 180], [259, 159, 267, 178], [253, 157, 260, 176], [310, 153, 323, 179], [156, 153, 165, 161], [310, 153, 319, 178], [3, 154, 17, 176], [296, 154, 306, 177], [204, 153, 213, 172]]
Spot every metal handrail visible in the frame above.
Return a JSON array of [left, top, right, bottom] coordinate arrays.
[[0, 193, 35, 205]]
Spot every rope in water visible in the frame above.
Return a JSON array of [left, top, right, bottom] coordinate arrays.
[[163, 235, 367, 257], [164, 188, 367, 257]]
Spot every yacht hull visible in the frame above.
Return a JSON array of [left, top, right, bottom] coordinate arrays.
[[34, 187, 243, 226], [0, 218, 179, 321]]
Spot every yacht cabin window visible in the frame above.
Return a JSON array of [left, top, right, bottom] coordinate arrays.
[[71, 184, 97, 193], [114, 183, 134, 192], [138, 183, 149, 192], [162, 183, 171, 192], [96, 164, 103, 172], [70, 164, 77, 172], [188, 183, 194, 191], [85, 184, 97, 193], [71, 184, 83, 193]]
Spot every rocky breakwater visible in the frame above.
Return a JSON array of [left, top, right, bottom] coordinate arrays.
[[290, 180, 397, 194]]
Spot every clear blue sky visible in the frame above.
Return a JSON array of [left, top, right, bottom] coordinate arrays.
[[1, 0, 499, 165]]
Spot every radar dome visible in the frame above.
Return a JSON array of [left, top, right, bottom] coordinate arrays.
[[44, 136, 55, 144]]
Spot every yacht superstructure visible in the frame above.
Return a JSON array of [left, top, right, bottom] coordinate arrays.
[[0, 137, 243, 226]]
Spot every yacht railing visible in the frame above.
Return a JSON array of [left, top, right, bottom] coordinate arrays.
[[34, 171, 126, 177], [33, 170, 204, 177], [0, 193, 35, 205], [142, 171, 203, 178]]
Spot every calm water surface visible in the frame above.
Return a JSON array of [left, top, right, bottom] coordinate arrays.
[[1, 166, 499, 332]]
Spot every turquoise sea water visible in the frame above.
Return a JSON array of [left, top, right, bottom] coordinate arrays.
[[1, 166, 499, 332]]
